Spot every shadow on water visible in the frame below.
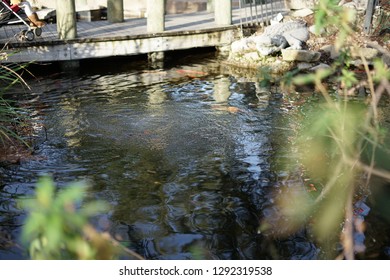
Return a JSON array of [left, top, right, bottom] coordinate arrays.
[[1, 50, 388, 260]]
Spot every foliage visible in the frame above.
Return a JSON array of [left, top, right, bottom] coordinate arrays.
[[19, 176, 142, 260], [0, 61, 31, 146], [2, 43, 142, 261], [314, 0, 356, 50], [373, 2, 390, 37], [264, 0, 390, 259]]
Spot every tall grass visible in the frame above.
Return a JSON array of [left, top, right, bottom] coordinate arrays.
[[0, 60, 31, 146]]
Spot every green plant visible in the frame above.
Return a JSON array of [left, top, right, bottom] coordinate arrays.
[[264, 0, 390, 259], [19, 176, 142, 260], [0, 61, 31, 146]]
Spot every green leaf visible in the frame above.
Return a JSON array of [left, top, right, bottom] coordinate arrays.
[[373, 59, 390, 82], [21, 212, 46, 242], [36, 176, 55, 208], [339, 69, 357, 89], [45, 215, 63, 251], [314, 9, 327, 34], [57, 182, 87, 205], [81, 201, 111, 217], [293, 73, 317, 85]]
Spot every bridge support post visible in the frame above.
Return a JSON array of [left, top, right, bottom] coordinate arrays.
[[147, 0, 165, 33], [214, 0, 231, 25], [148, 51, 165, 69], [55, 0, 77, 39], [107, 0, 124, 23], [60, 60, 80, 71]]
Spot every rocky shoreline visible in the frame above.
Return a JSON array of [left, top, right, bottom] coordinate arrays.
[[223, 3, 390, 75]]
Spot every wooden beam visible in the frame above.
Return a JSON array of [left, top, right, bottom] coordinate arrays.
[[207, 0, 215, 12], [55, 0, 77, 39], [147, 0, 165, 33], [107, 0, 124, 23], [215, 0, 231, 25], [5, 28, 240, 63]]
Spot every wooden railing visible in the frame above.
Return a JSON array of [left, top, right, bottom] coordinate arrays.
[[55, 0, 232, 40]]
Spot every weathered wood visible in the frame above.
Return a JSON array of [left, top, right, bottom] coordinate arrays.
[[107, 0, 124, 23], [55, 0, 77, 39], [0, 3, 287, 63], [4, 28, 240, 63], [147, 0, 165, 33], [363, 0, 377, 34], [215, 0, 231, 25], [207, 0, 215, 12]]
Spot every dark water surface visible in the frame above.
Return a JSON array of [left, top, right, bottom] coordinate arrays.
[[0, 51, 388, 259]]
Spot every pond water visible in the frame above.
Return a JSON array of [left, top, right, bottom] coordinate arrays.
[[0, 50, 389, 259]]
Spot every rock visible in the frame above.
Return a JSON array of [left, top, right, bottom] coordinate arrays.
[[316, 38, 328, 45], [310, 63, 331, 71], [291, 8, 314, 18], [320, 45, 379, 61], [351, 47, 379, 60], [231, 38, 252, 53], [382, 53, 390, 66], [309, 25, 325, 36], [252, 20, 310, 56], [351, 59, 374, 67], [341, 2, 357, 9], [320, 45, 339, 59], [285, 0, 318, 10], [338, 0, 368, 10], [357, 86, 367, 97], [226, 52, 295, 74], [243, 52, 262, 61], [297, 62, 314, 70], [270, 13, 284, 25], [352, 0, 369, 11], [282, 49, 321, 62]]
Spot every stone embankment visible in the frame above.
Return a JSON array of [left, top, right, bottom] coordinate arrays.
[[225, 1, 390, 74]]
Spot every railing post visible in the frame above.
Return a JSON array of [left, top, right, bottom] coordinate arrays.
[[207, 0, 215, 12], [107, 0, 124, 23], [147, 0, 165, 33], [363, 0, 376, 34], [214, 0, 231, 25], [55, 0, 77, 39]]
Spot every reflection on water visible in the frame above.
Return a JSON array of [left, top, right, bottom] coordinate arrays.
[[0, 52, 363, 260]]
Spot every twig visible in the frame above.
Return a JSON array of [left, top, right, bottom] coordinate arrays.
[[83, 225, 144, 260], [342, 185, 355, 260]]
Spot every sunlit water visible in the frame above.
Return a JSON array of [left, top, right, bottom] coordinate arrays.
[[0, 51, 389, 259]]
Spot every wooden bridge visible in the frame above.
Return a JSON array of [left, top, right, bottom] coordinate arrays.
[[0, 0, 287, 64]]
